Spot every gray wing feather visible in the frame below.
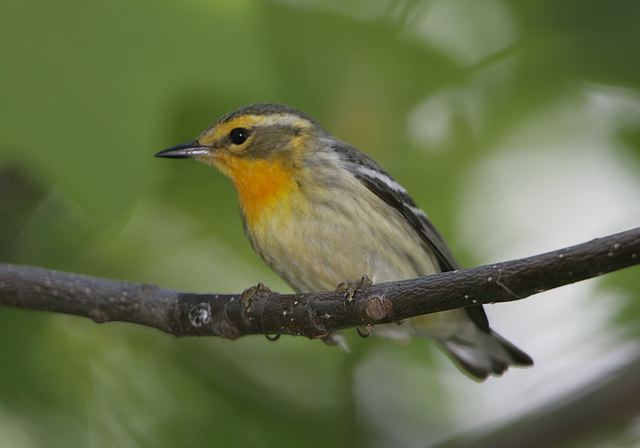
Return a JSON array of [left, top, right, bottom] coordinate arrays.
[[334, 142, 490, 332]]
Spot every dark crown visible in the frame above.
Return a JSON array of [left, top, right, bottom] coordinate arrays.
[[218, 103, 319, 125]]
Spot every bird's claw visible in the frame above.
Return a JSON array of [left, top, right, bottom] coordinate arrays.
[[356, 324, 373, 338], [240, 282, 271, 320], [336, 275, 373, 303]]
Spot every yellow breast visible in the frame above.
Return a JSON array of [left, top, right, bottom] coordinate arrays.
[[214, 155, 300, 227]]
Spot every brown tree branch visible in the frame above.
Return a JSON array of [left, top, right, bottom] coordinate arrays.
[[0, 227, 638, 338]]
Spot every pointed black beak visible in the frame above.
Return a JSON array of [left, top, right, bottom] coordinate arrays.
[[154, 141, 210, 159]]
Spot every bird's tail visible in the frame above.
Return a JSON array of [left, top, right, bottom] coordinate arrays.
[[436, 329, 533, 381], [409, 309, 532, 380]]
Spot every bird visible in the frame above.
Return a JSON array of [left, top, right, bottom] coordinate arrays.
[[155, 103, 533, 380]]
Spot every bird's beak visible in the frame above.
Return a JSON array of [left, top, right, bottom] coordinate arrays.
[[154, 140, 211, 159]]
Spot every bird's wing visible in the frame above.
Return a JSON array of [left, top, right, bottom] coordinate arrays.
[[336, 142, 490, 332]]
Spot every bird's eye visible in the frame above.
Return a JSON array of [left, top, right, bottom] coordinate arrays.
[[229, 127, 250, 145]]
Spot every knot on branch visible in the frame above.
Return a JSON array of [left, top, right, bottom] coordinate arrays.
[[189, 302, 211, 328], [88, 307, 108, 323], [364, 295, 392, 321]]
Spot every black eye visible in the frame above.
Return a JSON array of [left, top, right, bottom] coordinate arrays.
[[229, 127, 250, 145]]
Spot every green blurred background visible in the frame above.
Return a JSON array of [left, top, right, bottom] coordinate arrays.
[[1, 0, 640, 447]]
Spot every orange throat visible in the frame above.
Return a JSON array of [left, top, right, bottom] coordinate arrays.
[[215, 156, 299, 226]]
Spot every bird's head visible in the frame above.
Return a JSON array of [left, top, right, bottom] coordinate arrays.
[[156, 103, 326, 225]]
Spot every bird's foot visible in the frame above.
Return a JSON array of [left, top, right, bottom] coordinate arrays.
[[240, 282, 271, 320], [335, 275, 373, 303], [356, 324, 374, 338]]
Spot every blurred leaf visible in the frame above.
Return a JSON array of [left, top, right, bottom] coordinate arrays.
[[0, 164, 46, 256]]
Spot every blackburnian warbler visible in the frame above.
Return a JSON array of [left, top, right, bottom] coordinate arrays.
[[156, 103, 532, 380]]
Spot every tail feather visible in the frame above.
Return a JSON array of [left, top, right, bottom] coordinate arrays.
[[492, 331, 534, 367], [439, 330, 533, 381]]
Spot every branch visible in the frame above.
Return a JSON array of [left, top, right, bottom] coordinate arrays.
[[0, 228, 638, 338]]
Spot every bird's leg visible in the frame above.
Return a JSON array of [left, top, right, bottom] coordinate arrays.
[[335, 274, 373, 303], [242, 283, 282, 341], [335, 275, 375, 338]]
